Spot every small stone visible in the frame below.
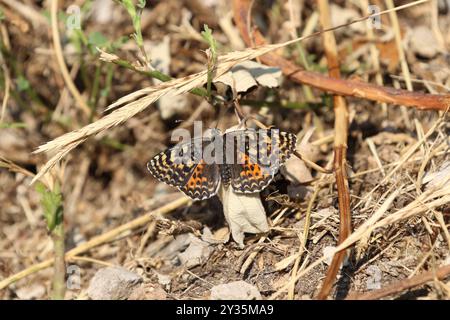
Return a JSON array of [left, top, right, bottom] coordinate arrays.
[[129, 283, 167, 300], [15, 284, 46, 300], [410, 26, 440, 58], [210, 281, 262, 300], [323, 246, 336, 266], [87, 267, 142, 300], [178, 237, 212, 268]]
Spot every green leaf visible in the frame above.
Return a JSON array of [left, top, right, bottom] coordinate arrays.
[[201, 24, 217, 61], [16, 76, 30, 92], [88, 31, 109, 48], [36, 183, 63, 231]]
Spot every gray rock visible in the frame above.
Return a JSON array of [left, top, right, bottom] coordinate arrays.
[[15, 284, 46, 300], [87, 267, 142, 300], [178, 237, 212, 268], [210, 281, 262, 300]]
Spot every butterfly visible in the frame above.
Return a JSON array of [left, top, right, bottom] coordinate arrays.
[[147, 128, 297, 200]]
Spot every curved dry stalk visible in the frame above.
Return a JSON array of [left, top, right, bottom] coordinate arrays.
[[316, 0, 351, 300], [0, 23, 12, 123], [385, 0, 413, 92], [50, 0, 91, 117]]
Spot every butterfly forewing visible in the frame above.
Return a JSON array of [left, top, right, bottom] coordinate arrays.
[[147, 149, 194, 188]]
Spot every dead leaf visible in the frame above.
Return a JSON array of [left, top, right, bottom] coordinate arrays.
[[214, 60, 282, 93], [218, 185, 269, 248]]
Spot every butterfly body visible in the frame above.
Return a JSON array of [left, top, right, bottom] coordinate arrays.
[[147, 128, 297, 200]]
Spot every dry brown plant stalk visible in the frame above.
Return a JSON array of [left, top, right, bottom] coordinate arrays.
[[346, 264, 450, 300], [316, 0, 352, 300], [232, 0, 450, 111]]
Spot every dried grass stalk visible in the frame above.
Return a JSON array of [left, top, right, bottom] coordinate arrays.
[[31, 0, 431, 185]]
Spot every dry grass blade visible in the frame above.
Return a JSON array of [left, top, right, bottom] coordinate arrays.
[[31, 0, 432, 185], [270, 181, 450, 299], [316, 0, 352, 300], [50, 0, 91, 117]]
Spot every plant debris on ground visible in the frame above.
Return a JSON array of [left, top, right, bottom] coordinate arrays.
[[0, 0, 449, 300]]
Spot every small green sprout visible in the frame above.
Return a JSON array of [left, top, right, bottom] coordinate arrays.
[[201, 25, 218, 99]]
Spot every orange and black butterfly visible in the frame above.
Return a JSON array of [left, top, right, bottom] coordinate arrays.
[[147, 128, 296, 200]]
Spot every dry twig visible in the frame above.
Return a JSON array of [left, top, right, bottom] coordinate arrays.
[[316, 0, 352, 300], [346, 264, 450, 300]]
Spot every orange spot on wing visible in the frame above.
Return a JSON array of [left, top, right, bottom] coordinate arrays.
[[185, 160, 208, 190]]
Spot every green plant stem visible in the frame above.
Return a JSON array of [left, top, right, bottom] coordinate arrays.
[[107, 56, 208, 97], [89, 63, 102, 109], [292, 43, 314, 102], [51, 223, 66, 300], [206, 68, 213, 99]]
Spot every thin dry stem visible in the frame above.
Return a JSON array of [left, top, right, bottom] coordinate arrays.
[[51, 0, 91, 117], [316, 0, 352, 300], [346, 264, 450, 300]]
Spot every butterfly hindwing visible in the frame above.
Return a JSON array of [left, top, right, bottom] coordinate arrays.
[[230, 153, 274, 193], [179, 160, 221, 200]]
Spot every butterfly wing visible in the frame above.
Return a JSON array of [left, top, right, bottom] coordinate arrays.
[[179, 160, 221, 200], [147, 133, 221, 200], [224, 128, 297, 193], [147, 140, 199, 188], [229, 153, 274, 193]]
